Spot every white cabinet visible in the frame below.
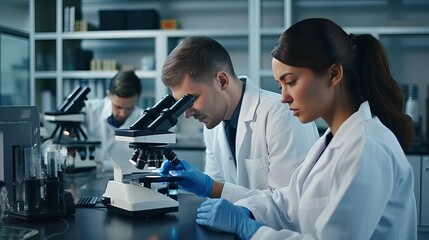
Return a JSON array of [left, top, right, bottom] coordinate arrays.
[[421, 155, 429, 226], [408, 154, 429, 227], [408, 155, 422, 225]]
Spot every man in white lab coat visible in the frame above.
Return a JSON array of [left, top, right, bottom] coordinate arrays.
[[160, 36, 319, 199], [83, 70, 143, 171]]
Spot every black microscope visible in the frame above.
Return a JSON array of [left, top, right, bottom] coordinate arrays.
[[44, 86, 101, 172]]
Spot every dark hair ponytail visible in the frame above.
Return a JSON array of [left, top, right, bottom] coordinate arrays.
[[272, 18, 415, 150], [354, 34, 415, 150]]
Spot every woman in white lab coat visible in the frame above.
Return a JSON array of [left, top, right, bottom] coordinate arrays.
[[195, 18, 417, 240]]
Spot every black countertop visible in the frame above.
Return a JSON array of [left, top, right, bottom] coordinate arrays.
[[2, 171, 234, 240]]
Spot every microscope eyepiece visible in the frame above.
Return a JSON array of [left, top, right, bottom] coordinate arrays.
[[124, 94, 194, 171], [62, 86, 90, 114], [147, 94, 195, 131], [58, 86, 83, 112], [130, 95, 176, 130]]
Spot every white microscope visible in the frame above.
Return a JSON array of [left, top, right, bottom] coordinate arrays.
[[102, 94, 194, 217]]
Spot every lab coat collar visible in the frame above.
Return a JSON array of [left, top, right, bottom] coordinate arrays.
[[329, 101, 372, 149], [296, 101, 372, 190], [237, 76, 259, 122], [225, 81, 245, 129], [100, 97, 113, 120]]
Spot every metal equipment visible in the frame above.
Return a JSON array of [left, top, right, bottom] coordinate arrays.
[[0, 106, 75, 220]]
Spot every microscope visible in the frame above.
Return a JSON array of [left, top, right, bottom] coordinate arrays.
[[0, 106, 75, 220], [102, 94, 194, 216], [44, 86, 101, 173]]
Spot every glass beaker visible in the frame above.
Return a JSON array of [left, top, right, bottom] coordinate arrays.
[[23, 146, 42, 212], [45, 146, 59, 211]]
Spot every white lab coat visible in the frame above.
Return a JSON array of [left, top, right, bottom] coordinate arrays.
[[83, 97, 143, 168], [234, 101, 417, 239], [204, 76, 319, 202]]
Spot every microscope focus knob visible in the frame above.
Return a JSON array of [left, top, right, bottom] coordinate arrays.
[[164, 147, 180, 166]]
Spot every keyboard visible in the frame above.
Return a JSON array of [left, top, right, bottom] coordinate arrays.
[[76, 196, 99, 207]]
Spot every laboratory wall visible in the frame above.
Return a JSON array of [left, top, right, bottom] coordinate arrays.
[[0, 1, 30, 106], [0, 1, 29, 32]]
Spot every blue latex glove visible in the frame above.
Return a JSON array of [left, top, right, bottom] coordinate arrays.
[[159, 160, 213, 198], [196, 199, 262, 240]]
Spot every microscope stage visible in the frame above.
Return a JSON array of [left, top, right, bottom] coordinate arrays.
[[124, 172, 183, 183], [44, 112, 85, 122], [115, 129, 176, 143], [52, 141, 101, 148]]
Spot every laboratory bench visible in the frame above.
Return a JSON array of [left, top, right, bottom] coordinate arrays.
[[3, 170, 429, 239], [1, 170, 234, 240], [3, 140, 428, 239]]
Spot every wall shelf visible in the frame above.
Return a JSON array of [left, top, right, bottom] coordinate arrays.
[[59, 70, 157, 79]]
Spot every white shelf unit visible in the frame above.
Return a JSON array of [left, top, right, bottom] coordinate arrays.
[[30, 0, 253, 111], [30, 0, 429, 131], [31, 0, 429, 113], [422, 155, 429, 227], [408, 154, 429, 228]]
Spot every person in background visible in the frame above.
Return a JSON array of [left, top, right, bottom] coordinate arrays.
[[194, 18, 417, 239], [83, 70, 143, 171], [159, 36, 319, 202]]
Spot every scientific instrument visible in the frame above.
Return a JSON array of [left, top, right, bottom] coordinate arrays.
[[44, 86, 101, 172], [102, 94, 194, 216], [0, 106, 75, 220]]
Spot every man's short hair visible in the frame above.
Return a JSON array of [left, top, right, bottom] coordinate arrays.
[[162, 36, 236, 87], [109, 70, 142, 98]]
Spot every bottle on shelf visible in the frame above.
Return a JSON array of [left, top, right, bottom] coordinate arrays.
[[405, 84, 421, 140]]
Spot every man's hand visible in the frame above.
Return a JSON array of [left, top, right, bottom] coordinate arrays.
[[159, 160, 213, 198]]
